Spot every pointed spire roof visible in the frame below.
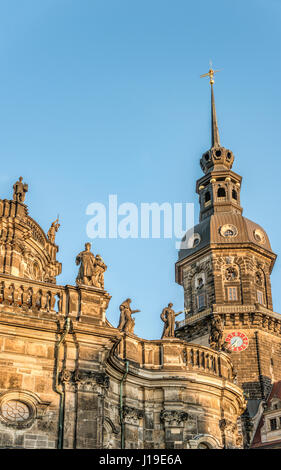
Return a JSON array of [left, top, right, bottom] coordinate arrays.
[[211, 82, 220, 148], [200, 65, 221, 148], [200, 65, 235, 175]]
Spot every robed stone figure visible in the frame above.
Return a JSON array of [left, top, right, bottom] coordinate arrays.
[[76, 242, 107, 288], [47, 218, 60, 244], [117, 298, 140, 333], [161, 303, 183, 339]]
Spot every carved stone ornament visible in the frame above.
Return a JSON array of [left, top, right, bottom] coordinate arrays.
[[160, 410, 189, 425], [60, 369, 110, 392], [254, 229, 265, 245], [219, 224, 238, 238], [209, 315, 225, 351], [236, 435, 243, 447], [60, 369, 73, 383], [255, 271, 263, 286], [219, 418, 236, 433], [225, 266, 238, 281], [122, 406, 144, 424]]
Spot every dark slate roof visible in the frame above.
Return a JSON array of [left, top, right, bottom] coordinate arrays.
[[178, 212, 273, 261]]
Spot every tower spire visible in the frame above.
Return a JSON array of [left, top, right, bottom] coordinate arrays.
[[200, 64, 221, 148], [211, 82, 220, 147]]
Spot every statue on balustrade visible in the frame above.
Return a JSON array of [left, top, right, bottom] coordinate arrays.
[[47, 218, 60, 244], [76, 242, 107, 288], [13, 177, 28, 203], [117, 298, 140, 333], [161, 303, 183, 339], [92, 254, 107, 289]]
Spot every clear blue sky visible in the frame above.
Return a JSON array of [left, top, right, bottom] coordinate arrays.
[[0, 0, 280, 339]]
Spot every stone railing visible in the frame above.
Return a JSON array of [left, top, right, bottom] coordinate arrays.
[[0, 274, 111, 323], [0, 274, 66, 316], [117, 334, 235, 380]]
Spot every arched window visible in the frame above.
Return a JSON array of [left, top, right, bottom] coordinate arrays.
[[217, 187, 226, 198], [232, 189, 237, 200]]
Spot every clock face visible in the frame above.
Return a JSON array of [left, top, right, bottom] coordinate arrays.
[[225, 331, 249, 352]]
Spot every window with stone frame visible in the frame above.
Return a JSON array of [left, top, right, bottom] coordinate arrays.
[[1, 400, 30, 423], [270, 418, 277, 431], [257, 290, 264, 305], [197, 293, 206, 310], [227, 286, 238, 301]]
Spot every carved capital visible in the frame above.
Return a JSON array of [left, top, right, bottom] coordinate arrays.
[[122, 406, 144, 424], [160, 409, 188, 425], [60, 369, 110, 393], [60, 369, 73, 383]]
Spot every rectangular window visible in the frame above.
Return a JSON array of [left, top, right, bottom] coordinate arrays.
[[227, 287, 238, 301], [197, 293, 206, 310], [257, 290, 264, 305], [270, 418, 277, 431]]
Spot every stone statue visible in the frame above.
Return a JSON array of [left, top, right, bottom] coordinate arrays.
[[76, 243, 107, 288], [76, 242, 96, 286], [209, 314, 226, 351], [117, 298, 140, 333], [161, 303, 183, 338], [92, 254, 107, 289], [13, 176, 28, 203], [47, 218, 60, 244]]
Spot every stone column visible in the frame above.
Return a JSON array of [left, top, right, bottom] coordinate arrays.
[[61, 369, 109, 449]]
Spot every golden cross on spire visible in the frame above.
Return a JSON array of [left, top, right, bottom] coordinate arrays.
[[200, 61, 220, 85], [200, 62, 221, 147]]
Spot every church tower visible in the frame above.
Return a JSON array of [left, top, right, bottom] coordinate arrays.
[[175, 69, 281, 430]]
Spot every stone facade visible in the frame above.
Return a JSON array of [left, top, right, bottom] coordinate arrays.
[[0, 76, 275, 449], [0, 179, 246, 449]]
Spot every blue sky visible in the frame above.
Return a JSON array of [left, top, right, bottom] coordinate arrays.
[[0, 0, 280, 339]]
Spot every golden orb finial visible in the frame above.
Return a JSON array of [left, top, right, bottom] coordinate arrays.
[[200, 61, 220, 85]]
